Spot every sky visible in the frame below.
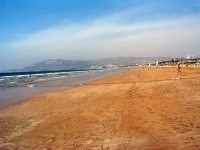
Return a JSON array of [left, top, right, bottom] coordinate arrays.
[[0, 0, 200, 71]]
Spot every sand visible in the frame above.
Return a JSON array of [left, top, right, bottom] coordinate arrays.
[[0, 66, 200, 150]]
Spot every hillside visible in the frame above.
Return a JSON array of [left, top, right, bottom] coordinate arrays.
[[9, 57, 173, 72]]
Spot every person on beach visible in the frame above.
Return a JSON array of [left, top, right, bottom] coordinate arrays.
[[171, 59, 174, 66], [156, 61, 158, 68], [176, 63, 181, 75]]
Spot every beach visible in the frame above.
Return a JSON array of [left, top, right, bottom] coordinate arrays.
[[0, 68, 126, 110], [0, 66, 200, 150]]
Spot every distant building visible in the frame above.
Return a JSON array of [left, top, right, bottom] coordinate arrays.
[[186, 55, 195, 59], [179, 56, 200, 64]]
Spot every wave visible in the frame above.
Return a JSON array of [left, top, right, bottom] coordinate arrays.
[[0, 69, 103, 89]]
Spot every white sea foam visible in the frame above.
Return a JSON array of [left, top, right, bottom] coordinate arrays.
[[46, 73, 54, 75], [54, 72, 69, 75], [32, 74, 46, 77], [0, 69, 109, 90], [3, 76, 15, 78], [10, 82, 17, 83], [16, 75, 30, 78]]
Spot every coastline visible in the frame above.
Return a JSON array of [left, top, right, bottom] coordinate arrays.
[[0, 66, 200, 149], [0, 68, 127, 110]]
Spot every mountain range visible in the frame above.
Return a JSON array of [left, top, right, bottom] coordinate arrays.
[[8, 57, 173, 72]]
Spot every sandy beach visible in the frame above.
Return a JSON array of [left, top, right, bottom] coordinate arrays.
[[0, 66, 200, 150], [0, 68, 126, 110]]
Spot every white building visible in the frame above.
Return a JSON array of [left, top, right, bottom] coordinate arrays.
[[186, 55, 195, 59]]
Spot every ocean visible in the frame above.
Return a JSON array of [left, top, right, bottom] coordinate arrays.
[[0, 68, 126, 109], [0, 69, 104, 89]]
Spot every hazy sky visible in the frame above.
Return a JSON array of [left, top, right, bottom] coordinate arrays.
[[1, 0, 200, 71]]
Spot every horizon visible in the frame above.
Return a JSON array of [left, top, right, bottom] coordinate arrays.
[[1, 0, 200, 71], [2, 56, 197, 73]]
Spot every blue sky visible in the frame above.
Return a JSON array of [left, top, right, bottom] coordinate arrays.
[[0, 0, 200, 71]]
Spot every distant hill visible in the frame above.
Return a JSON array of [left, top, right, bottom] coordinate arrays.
[[97, 57, 172, 65], [23, 58, 93, 71], [8, 57, 173, 72]]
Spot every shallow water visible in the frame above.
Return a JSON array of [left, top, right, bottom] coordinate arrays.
[[0, 68, 127, 109], [0, 69, 100, 88]]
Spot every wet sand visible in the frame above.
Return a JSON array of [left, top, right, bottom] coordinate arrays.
[[0, 66, 200, 150], [0, 68, 126, 110]]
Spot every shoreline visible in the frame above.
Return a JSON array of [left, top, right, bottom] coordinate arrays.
[[0, 66, 200, 149], [0, 68, 127, 110]]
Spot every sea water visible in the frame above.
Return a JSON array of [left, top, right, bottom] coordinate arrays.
[[0, 69, 101, 89], [0, 68, 126, 109]]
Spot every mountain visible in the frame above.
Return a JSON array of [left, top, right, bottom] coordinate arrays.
[[8, 57, 173, 72], [24, 58, 93, 71]]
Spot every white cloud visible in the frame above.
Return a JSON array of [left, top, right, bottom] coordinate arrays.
[[4, 15, 199, 57], [94, 2, 159, 24], [1, 7, 200, 71]]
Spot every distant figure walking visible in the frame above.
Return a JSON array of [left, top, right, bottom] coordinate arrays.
[[176, 64, 181, 75], [171, 59, 174, 66], [156, 61, 158, 68]]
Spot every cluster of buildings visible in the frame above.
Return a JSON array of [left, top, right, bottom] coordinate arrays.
[[179, 55, 200, 65], [186, 55, 195, 59], [143, 55, 200, 67], [92, 55, 200, 68]]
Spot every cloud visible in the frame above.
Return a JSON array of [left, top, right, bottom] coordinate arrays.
[[94, 3, 157, 24], [4, 15, 199, 57], [1, 3, 200, 70]]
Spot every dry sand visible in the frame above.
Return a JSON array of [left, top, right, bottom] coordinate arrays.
[[0, 66, 200, 150]]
